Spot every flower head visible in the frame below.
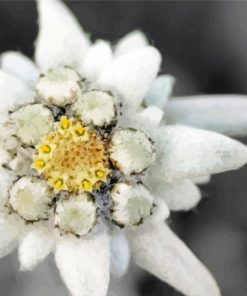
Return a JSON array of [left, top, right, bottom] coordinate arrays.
[[0, 0, 247, 296]]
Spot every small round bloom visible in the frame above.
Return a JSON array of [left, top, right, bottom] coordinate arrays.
[[36, 67, 84, 106], [8, 176, 52, 221], [110, 183, 154, 226], [55, 193, 97, 236]]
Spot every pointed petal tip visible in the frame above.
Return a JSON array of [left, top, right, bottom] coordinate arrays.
[[18, 227, 54, 271], [158, 125, 247, 182], [82, 40, 112, 80], [98, 46, 161, 108], [35, 0, 90, 71], [145, 74, 175, 108], [110, 232, 130, 277], [128, 223, 221, 296], [115, 30, 149, 56], [55, 232, 110, 296], [1, 51, 39, 89]]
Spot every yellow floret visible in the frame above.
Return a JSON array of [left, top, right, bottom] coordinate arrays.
[[32, 117, 111, 193], [34, 158, 46, 169], [40, 144, 51, 154], [81, 179, 92, 191], [60, 116, 70, 130]]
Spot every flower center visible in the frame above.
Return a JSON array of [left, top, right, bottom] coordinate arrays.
[[32, 116, 111, 192]]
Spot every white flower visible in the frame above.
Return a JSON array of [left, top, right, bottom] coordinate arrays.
[[0, 1, 247, 296]]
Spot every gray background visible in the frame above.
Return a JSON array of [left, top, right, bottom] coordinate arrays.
[[0, 1, 247, 295]]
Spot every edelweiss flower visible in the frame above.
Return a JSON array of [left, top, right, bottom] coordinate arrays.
[[1, 1, 247, 296]]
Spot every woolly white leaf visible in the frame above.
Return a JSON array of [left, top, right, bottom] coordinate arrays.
[[55, 232, 110, 296], [115, 30, 148, 56], [0, 71, 33, 121], [0, 214, 23, 258], [128, 222, 220, 296], [145, 169, 201, 211], [110, 232, 130, 277], [35, 0, 91, 71], [18, 226, 54, 270], [82, 40, 112, 80], [157, 125, 247, 182], [166, 95, 247, 137], [0, 168, 16, 209], [192, 175, 211, 185], [145, 75, 175, 108], [98, 47, 161, 108], [0, 51, 39, 89], [139, 106, 164, 126]]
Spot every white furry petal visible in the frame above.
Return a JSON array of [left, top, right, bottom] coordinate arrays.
[[166, 95, 247, 137], [0, 214, 23, 258], [98, 47, 161, 108], [110, 231, 130, 277], [0, 168, 16, 209], [139, 106, 164, 126], [35, 0, 91, 71], [165, 180, 201, 211], [157, 125, 247, 182], [0, 71, 33, 121], [114, 30, 148, 56], [145, 167, 201, 211], [55, 232, 110, 296], [0, 51, 39, 89], [128, 222, 220, 296], [18, 226, 54, 271], [145, 75, 175, 108], [163, 180, 201, 211], [192, 175, 211, 185], [82, 40, 112, 80]]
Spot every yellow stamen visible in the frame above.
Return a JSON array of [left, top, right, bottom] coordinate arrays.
[[95, 169, 105, 179], [34, 159, 45, 169], [75, 123, 85, 136], [40, 144, 51, 154], [32, 117, 110, 193], [81, 179, 91, 191], [54, 179, 63, 189], [60, 116, 70, 130]]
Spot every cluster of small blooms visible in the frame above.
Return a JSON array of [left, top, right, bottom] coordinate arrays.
[[2, 67, 156, 237]]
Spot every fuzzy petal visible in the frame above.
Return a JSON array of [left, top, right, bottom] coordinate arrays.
[[98, 47, 161, 108], [110, 232, 130, 277], [18, 226, 55, 271], [192, 175, 211, 185], [0, 71, 33, 121], [55, 232, 110, 296], [114, 30, 148, 56], [165, 95, 247, 137], [81, 40, 112, 80], [145, 75, 175, 108], [128, 222, 220, 296], [157, 125, 247, 182], [139, 106, 164, 126], [0, 51, 39, 89], [145, 169, 201, 211], [162, 180, 201, 211], [0, 214, 23, 258], [35, 0, 91, 71], [0, 168, 16, 209]]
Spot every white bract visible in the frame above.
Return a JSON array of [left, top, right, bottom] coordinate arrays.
[[0, 0, 246, 296]]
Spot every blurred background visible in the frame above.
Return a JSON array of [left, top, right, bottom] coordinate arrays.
[[0, 1, 247, 295]]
